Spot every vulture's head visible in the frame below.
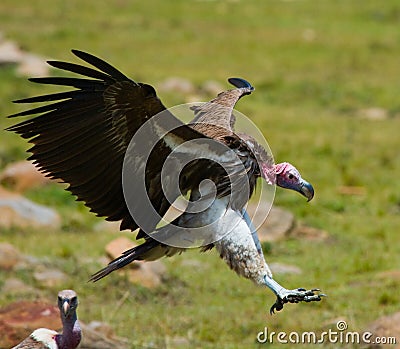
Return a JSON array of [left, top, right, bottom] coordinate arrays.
[[273, 162, 314, 201], [57, 290, 78, 319]]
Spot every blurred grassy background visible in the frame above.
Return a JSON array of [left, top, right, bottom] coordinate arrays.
[[0, 1, 400, 348]]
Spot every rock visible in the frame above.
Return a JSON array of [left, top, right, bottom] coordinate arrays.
[[364, 312, 400, 348], [338, 186, 366, 196], [289, 225, 329, 241], [0, 242, 21, 270], [2, 278, 39, 295], [165, 336, 191, 348], [80, 321, 128, 349], [247, 204, 295, 242], [0, 160, 52, 192], [86, 321, 115, 339], [246, 204, 328, 242], [105, 237, 166, 288], [270, 262, 302, 275], [17, 53, 49, 77], [359, 107, 388, 121], [33, 268, 68, 287], [105, 237, 137, 262], [0, 186, 61, 229], [158, 77, 196, 95], [0, 300, 60, 348], [201, 80, 224, 96], [0, 39, 24, 65], [14, 254, 43, 271], [302, 28, 316, 42], [127, 261, 166, 288], [377, 270, 400, 281], [185, 94, 203, 103]]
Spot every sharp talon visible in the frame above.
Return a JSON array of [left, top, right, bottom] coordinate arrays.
[[270, 299, 284, 315], [268, 287, 325, 314]]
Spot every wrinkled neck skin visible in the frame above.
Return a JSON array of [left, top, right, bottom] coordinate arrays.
[[55, 313, 81, 349], [261, 163, 277, 185], [262, 162, 289, 185]]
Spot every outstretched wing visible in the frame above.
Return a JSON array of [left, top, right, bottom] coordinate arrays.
[[189, 77, 254, 136], [6, 50, 207, 232]]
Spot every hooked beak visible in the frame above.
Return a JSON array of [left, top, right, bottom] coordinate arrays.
[[62, 300, 70, 316], [299, 180, 314, 202]]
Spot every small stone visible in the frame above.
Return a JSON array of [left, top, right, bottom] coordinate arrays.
[[0, 40, 24, 65], [359, 107, 388, 121], [289, 225, 329, 241], [165, 336, 190, 348], [17, 53, 49, 77], [185, 94, 203, 103], [0, 243, 21, 270], [302, 28, 316, 42], [0, 186, 61, 229], [127, 261, 166, 288], [377, 270, 400, 281], [0, 161, 52, 192], [105, 237, 137, 262], [14, 254, 43, 271], [158, 77, 196, 95], [2, 278, 38, 295], [338, 186, 366, 196], [86, 321, 115, 338], [270, 262, 302, 275], [201, 80, 224, 96], [247, 204, 295, 242], [80, 321, 129, 348], [364, 312, 400, 348], [33, 268, 68, 287], [104, 237, 166, 287]]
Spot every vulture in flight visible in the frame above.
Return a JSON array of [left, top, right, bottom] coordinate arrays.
[[6, 50, 324, 313], [12, 290, 81, 349]]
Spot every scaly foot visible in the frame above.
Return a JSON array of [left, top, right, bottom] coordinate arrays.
[[270, 287, 325, 314]]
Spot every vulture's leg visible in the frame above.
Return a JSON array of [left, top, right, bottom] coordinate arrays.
[[242, 209, 325, 314], [242, 209, 272, 277]]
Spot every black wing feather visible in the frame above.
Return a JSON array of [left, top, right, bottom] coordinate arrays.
[[5, 50, 209, 234], [72, 49, 131, 81], [47, 60, 116, 83]]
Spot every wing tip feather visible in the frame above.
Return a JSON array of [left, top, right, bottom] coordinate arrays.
[[228, 77, 255, 92]]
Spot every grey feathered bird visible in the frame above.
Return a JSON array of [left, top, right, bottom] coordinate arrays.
[[6, 50, 323, 313], [12, 290, 81, 349]]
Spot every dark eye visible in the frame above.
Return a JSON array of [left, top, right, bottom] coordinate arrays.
[[288, 174, 294, 179]]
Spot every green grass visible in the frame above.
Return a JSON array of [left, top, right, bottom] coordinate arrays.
[[1, 1, 400, 348]]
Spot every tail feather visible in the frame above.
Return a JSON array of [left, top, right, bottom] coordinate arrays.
[[89, 239, 159, 282]]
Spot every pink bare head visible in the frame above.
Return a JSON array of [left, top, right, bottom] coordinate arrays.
[[262, 162, 314, 201]]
